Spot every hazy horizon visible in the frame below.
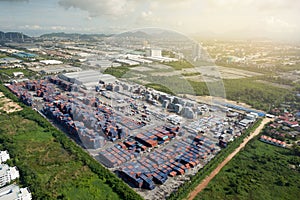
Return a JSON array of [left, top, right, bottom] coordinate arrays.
[[1, 0, 300, 42]]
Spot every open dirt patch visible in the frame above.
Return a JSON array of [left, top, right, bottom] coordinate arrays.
[[0, 92, 23, 113]]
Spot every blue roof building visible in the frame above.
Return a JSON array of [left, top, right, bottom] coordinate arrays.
[[13, 52, 37, 59]]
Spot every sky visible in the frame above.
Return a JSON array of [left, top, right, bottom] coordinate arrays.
[[0, 0, 300, 41]]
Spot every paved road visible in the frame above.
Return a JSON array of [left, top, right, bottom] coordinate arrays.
[[187, 118, 273, 200]]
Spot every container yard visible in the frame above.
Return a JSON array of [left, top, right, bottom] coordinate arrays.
[[6, 72, 258, 199]]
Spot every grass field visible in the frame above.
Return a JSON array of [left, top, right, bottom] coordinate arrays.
[[0, 114, 121, 200], [0, 54, 7, 58], [103, 66, 131, 78], [164, 60, 194, 70], [189, 78, 292, 111], [143, 76, 292, 111], [0, 68, 36, 78], [145, 83, 175, 95], [196, 138, 300, 200]]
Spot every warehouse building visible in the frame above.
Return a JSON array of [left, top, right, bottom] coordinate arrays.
[[0, 57, 22, 65], [59, 70, 117, 89], [87, 60, 112, 68], [115, 59, 139, 66], [145, 48, 162, 57], [12, 52, 37, 59], [40, 60, 63, 65]]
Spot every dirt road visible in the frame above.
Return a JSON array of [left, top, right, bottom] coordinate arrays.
[[187, 118, 273, 200]]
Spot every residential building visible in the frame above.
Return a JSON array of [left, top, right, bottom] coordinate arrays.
[[0, 164, 20, 187], [0, 184, 32, 200], [260, 135, 286, 148], [0, 151, 10, 163]]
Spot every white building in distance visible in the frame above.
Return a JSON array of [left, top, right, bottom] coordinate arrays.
[[40, 60, 63, 65], [146, 48, 162, 57]]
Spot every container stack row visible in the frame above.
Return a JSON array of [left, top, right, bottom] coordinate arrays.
[[98, 126, 179, 168], [118, 136, 216, 190]]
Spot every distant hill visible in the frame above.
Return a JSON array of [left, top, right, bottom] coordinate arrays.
[[115, 30, 188, 40], [116, 31, 151, 38], [0, 31, 30, 42], [40, 32, 110, 40]]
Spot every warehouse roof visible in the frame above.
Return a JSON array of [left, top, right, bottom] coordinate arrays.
[[60, 70, 117, 89], [40, 60, 63, 65]]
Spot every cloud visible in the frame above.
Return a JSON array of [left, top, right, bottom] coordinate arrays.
[[18, 24, 72, 32], [264, 16, 297, 32], [58, 0, 138, 17], [58, 0, 191, 18], [207, 0, 300, 13], [57, 0, 299, 37], [2, 0, 298, 40], [19, 25, 42, 30]]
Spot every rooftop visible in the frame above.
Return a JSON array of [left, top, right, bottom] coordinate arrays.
[[0, 184, 31, 200]]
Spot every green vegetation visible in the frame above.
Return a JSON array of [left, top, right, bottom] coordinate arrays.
[[257, 75, 296, 86], [141, 75, 293, 111], [216, 59, 300, 74], [215, 61, 273, 74], [0, 54, 6, 58], [276, 63, 300, 72], [145, 83, 175, 95], [196, 138, 300, 200], [168, 119, 262, 200], [0, 68, 36, 79], [103, 66, 131, 78], [182, 72, 201, 76], [188, 78, 293, 111], [165, 60, 194, 70], [223, 78, 291, 111], [143, 75, 196, 95], [162, 50, 175, 58], [0, 85, 142, 200]]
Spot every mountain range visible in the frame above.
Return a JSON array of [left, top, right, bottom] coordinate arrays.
[[0, 31, 30, 41]]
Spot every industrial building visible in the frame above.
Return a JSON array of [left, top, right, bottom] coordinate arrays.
[[0, 184, 32, 200], [40, 60, 63, 65], [126, 54, 153, 64], [12, 52, 37, 59], [59, 70, 117, 89], [30, 65, 81, 75], [0, 57, 22, 65], [144, 48, 178, 62], [0, 164, 20, 187], [115, 59, 139, 66], [146, 48, 162, 57], [12, 72, 24, 78], [87, 60, 112, 68]]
